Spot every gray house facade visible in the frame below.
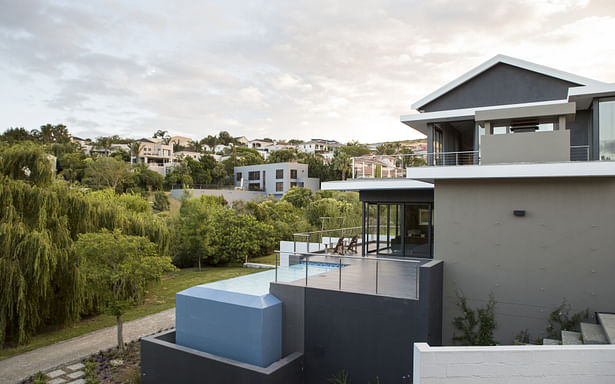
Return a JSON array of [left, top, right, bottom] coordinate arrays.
[[234, 162, 320, 197], [324, 54, 615, 344]]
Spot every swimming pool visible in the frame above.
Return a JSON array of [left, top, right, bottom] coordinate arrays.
[[201, 262, 341, 296]]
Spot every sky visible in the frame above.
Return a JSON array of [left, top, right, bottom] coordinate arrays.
[[1, 0, 615, 143]]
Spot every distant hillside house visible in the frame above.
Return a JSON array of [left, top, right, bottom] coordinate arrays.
[[234, 162, 320, 196], [174, 149, 202, 162], [170, 136, 193, 147]]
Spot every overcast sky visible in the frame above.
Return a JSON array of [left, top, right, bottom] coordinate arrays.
[[1, 0, 615, 143]]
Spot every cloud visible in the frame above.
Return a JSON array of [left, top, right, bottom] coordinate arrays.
[[1, 0, 615, 143]]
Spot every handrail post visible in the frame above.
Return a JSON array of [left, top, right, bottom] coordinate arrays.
[[305, 254, 309, 287], [338, 257, 342, 290], [375, 259, 379, 294], [275, 252, 278, 282]]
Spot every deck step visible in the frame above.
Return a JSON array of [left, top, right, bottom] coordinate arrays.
[[561, 330, 582, 345], [597, 313, 615, 344], [542, 338, 560, 345], [580, 322, 608, 344]]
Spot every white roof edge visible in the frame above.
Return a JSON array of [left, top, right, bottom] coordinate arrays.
[[401, 99, 570, 124], [405, 161, 615, 182], [568, 83, 615, 97], [321, 179, 433, 191], [411, 54, 605, 110]]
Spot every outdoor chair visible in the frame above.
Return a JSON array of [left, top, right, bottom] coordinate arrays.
[[347, 235, 358, 254], [333, 237, 345, 255]]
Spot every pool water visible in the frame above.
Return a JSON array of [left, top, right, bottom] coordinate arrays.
[[201, 262, 341, 296]]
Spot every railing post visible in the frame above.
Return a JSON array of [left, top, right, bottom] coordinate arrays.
[[352, 157, 355, 179], [275, 252, 278, 282], [338, 257, 342, 290], [375, 259, 379, 294], [305, 254, 309, 287]]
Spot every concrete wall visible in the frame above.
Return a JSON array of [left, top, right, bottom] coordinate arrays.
[[170, 188, 267, 203], [481, 130, 570, 164], [421, 63, 579, 112], [434, 178, 615, 344], [141, 330, 304, 384], [269, 261, 443, 383], [413, 342, 615, 384]]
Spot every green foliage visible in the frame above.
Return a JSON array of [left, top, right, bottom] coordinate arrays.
[[0, 175, 170, 347], [30, 372, 48, 384], [0, 127, 39, 144], [153, 191, 169, 211], [281, 187, 313, 208], [74, 230, 176, 316], [452, 292, 497, 346], [513, 329, 532, 345], [83, 157, 131, 192], [328, 370, 350, 384], [267, 149, 297, 163], [298, 153, 333, 181], [0, 142, 54, 186], [58, 152, 88, 183], [84, 358, 99, 384], [130, 163, 164, 192], [38, 123, 70, 144], [164, 162, 193, 187], [546, 299, 589, 338]]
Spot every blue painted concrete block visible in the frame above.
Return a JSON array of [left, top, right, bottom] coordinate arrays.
[[175, 286, 282, 368]]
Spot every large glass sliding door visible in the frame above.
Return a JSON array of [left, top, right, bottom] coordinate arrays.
[[363, 202, 433, 258]]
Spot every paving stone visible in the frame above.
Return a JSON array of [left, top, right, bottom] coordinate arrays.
[[542, 338, 560, 345], [66, 362, 85, 371], [67, 370, 85, 379], [47, 369, 66, 378], [561, 330, 582, 345], [580, 322, 608, 344], [68, 379, 86, 384], [48, 378, 67, 384], [598, 313, 615, 344]]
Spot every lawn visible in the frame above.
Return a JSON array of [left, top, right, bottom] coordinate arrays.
[[249, 253, 278, 265], [0, 267, 260, 361]]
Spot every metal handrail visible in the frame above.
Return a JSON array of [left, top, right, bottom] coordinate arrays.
[[273, 250, 420, 299], [292, 226, 362, 254]]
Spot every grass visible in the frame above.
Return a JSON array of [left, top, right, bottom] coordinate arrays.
[[0, 267, 260, 361], [249, 253, 278, 265]]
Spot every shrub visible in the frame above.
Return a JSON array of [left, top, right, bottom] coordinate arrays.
[[452, 292, 497, 346], [546, 299, 589, 338]]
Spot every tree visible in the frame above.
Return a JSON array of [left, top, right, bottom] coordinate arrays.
[[298, 153, 332, 181], [83, 157, 131, 192], [281, 187, 313, 208], [153, 191, 169, 211], [129, 141, 143, 163], [153, 130, 168, 139], [267, 149, 297, 164], [58, 152, 88, 183], [175, 196, 219, 269], [74, 230, 176, 352], [0, 127, 38, 144], [95, 137, 114, 157], [332, 149, 352, 180], [0, 142, 54, 186], [164, 162, 193, 187], [38, 124, 70, 144], [131, 163, 164, 192]]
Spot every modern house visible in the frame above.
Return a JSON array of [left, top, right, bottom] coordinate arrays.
[[298, 139, 341, 154], [141, 55, 615, 383], [325, 54, 615, 345], [134, 138, 174, 176], [234, 162, 320, 196], [173, 149, 202, 162], [169, 135, 193, 148]]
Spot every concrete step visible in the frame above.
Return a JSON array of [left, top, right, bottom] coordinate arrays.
[[580, 322, 608, 344], [561, 330, 582, 345], [597, 313, 615, 344], [542, 338, 560, 345]]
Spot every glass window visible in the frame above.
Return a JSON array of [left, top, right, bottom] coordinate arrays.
[[404, 204, 430, 258], [290, 169, 297, 179], [248, 171, 260, 181], [276, 169, 283, 179], [276, 182, 283, 192], [599, 99, 615, 160], [290, 182, 297, 188], [236, 172, 242, 182]]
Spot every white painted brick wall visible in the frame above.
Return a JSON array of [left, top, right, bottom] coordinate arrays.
[[414, 343, 615, 384]]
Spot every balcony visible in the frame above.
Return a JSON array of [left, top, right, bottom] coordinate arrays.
[[351, 144, 591, 179]]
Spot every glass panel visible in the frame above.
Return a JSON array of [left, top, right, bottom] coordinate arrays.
[[388, 204, 402, 255], [599, 99, 615, 160], [404, 204, 430, 258], [366, 203, 378, 254]]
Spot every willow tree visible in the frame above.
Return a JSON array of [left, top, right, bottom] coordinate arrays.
[[74, 230, 175, 351], [0, 143, 171, 346]]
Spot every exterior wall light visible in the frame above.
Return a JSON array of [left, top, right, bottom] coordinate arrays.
[[513, 210, 526, 217]]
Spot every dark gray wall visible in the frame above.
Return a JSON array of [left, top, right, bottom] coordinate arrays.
[[359, 189, 434, 203], [270, 283, 305, 356], [141, 330, 304, 384], [569, 109, 592, 146], [301, 261, 443, 383], [421, 63, 580, 112]]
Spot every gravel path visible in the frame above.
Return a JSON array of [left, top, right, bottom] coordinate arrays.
[[0, 308, 175, 384]]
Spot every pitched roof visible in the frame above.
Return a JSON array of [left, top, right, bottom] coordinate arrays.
[[412, 54, 604, 111]]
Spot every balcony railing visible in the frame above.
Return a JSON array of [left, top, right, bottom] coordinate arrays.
[[350, 145, 593, 179], [351, 151, 478, 179]]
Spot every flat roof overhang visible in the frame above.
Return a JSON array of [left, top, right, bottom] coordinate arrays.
[[405, 161, 615, 183], [400, 99, 574, 134], [321, 178, 433, 191], [568, 83, 615, 109]]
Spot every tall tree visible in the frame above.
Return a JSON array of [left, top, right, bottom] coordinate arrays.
[[74, 230, 175, 351], [83, 157, 131, 192], [38, 124, 70, 144], [267, 149, 297, 164]]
